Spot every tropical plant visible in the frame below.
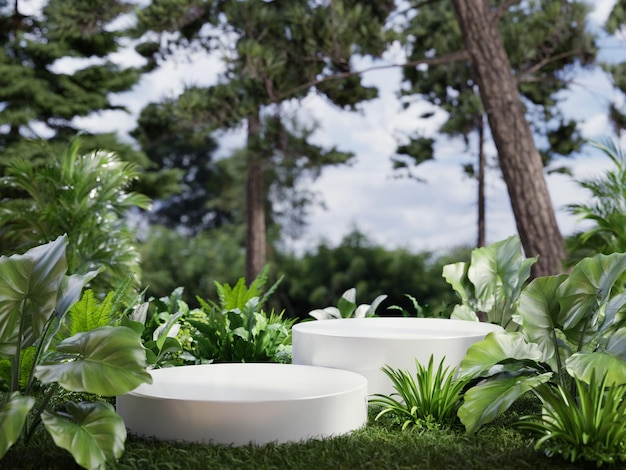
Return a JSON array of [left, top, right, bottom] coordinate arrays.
[[143, 267, 294, 364], [185, 266, 293, 363], [0, 236, 152, 469], [566, 139, 626, 265], [457, 250, 626, 437], [0, 138, 151, 300], [370, 355, 472, 430], [308, 287, 388, 320], [517, 372, 626, 466], [187, 297, 294, 364], [140, 287, 186, 369], [443, 235, 536, 329]]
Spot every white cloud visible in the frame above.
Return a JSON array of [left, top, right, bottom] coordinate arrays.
[[588, 0, 616, 27]]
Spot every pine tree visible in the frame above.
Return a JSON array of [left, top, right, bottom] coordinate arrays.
[[0, 0, 141, 160], [134, 0, 393, 281]]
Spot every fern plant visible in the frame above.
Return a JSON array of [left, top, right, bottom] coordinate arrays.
[[142, 266, 294, 364]]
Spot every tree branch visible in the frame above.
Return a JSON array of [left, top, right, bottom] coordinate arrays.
[[275, 50, 470, 102], [492, 0, 521, 23], [516, 49, 582, 83]]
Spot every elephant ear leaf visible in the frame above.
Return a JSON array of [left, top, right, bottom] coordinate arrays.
[[41, 401, 126, 470], [459, 372, 552, 434], [557, 252, 626, 330], [0, 236, 68, 356], [565, 351, 626, 386], [35, 326, 152, 396], [458, 331, 544, 379], [0, 392, 35, 459]]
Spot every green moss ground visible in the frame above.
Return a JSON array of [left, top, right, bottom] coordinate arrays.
[[2, 397, 605, 470]]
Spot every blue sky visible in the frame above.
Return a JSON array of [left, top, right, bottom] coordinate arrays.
[[72, 0, 625, 256]]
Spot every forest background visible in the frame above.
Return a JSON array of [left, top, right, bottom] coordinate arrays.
[[2, 0, 626, 318]]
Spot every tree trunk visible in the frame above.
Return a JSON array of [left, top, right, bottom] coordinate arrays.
[[245, 110, 266, 283], [452, 0, 565, 276], [477, 114, 486, 248]]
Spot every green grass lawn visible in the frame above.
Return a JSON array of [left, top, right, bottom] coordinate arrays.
[[2, 398, 598, 470]]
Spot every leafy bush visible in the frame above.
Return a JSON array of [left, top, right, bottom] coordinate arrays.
[[0, 236, 151, 469], [142, 267, 294, 364], [456, 249, 626, 452], [308, 287, 387, 320], [275, 229, 462, 319], [140, 225, 245, 307], [370, 355, 471, 430]]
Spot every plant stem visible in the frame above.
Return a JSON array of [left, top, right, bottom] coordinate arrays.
[[11, 300, 27, 392], [25, 382, 59, 444], [25, 314, 56, 395], [551, 328, 565, 388]]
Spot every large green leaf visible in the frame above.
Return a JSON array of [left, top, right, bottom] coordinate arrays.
[[0, 236, 68, 356], [557, 252, 626, 330], [607, 327, 626, 359], [458, 331, 544, 379], [35, 326, 152, 396], [467, 236, 527, 313], [0, 392, 35, 459], [459, 372, 552, 434], [442, 261, 472, 305], [41, 401, 126, 470], [450, 304, 479, 322], [517, 274, 568, 366], [565, 351, 626, 386]]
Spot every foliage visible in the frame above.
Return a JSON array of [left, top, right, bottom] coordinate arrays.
[[604, 1, 626, 134], [457, 249, 626, 436], [131, 102, 233, 234], [187, 297, 294, 364], [370, 355, 472, 431], [133, 0, 392, 279], [308, 287, 387, 320], [142, 267, 294, 365], [387, 294, 449, 318], [0, 138, 151, 300], [140, 224, 245, 307], [0, 236, 151, 469], [0, 0, 141, 158], [566, 139, 626, 265], [275, 229, 463, 319], [396, 0, 593, 171], [518, 373, 626, 466], [140, 288, 186, 368], [443, 235, 536, 329], [185, 266, 294, 363]]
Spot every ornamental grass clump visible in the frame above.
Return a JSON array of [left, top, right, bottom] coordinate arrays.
[[369, 355, 471, 430], [517, 373, 626, 467]]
